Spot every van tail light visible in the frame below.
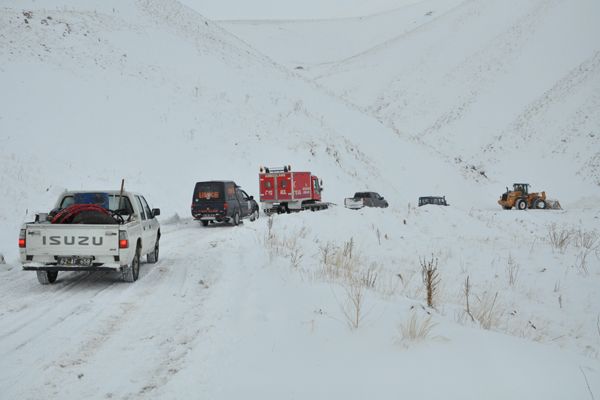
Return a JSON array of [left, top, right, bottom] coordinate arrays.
[[119, 231, 129, 249], [223, 202, 228, 210], [19, 229, 26, 248]]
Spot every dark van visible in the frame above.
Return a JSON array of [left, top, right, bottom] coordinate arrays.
[[191, 181, 259, 226]]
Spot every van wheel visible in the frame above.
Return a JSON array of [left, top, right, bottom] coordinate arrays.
[[232, 211, 240, 226], [123, 246, 141, 282], [516, 199, 528, 210], [201, 220, 209, 227], [147, 239, 159, 263], [250, 209, 259, 221], [37, 270, 58, 285]]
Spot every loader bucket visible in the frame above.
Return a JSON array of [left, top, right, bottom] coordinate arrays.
[[546, 200, 562, 210]]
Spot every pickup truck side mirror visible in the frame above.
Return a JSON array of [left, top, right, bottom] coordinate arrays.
[[152, 208, 161, 217]]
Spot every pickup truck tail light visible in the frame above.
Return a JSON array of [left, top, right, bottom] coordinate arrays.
[[119, 231, 129, 249], [19, 229, 26, 248]]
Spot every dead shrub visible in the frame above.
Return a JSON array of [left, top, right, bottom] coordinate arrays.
[[420, 256, 440, 308], [506, 254, 520, 287], [547, 223, 572, 253], [341, 281, 366, 330]]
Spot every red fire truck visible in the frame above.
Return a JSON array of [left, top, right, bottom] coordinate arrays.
[[259, 165, 328, 213]]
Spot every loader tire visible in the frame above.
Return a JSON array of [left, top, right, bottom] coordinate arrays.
[[534, 199, 547, 209], [516, 199, 528, 210], [36, 270, 58, 285]]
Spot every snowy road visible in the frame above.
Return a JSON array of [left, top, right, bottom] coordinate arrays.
[[0, 219, 257, 399], [1, 209, 600, 400]]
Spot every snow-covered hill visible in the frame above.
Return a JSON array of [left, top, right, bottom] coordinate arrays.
[[218, 0, 600, 192], [1, 0, 599, 399], [0, 0, 481, 261]]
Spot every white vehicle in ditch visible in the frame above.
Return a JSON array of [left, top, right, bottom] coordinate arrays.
[[19, 190, 161, 284]]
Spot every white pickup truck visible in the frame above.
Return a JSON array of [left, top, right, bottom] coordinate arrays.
[[19, 190, 161, 284]]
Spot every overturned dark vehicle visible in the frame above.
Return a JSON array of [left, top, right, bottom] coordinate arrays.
[[418, 196, 449, 207]]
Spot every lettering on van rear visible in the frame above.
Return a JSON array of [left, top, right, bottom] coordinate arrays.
[[42, 236, 104, 246]]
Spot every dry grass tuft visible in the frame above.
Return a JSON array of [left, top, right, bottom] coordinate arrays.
[[398, 312, 437, 343]]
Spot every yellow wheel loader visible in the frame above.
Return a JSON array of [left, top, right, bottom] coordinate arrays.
[[498, 183, 561, 210]]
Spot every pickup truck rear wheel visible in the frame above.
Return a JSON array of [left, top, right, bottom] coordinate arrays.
[[123, 246, 141, 283], [36, 270, 58, 285], [147, 239, 159, 263]]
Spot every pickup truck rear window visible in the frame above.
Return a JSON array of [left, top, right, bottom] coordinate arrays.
[[60, 195, 134, 214]]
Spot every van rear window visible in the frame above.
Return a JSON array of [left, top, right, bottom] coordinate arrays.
[[195, 183, 224, 200]]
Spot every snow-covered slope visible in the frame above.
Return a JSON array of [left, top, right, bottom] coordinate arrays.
[[0, 0, 478, 261], [217, 0, 600, 193]]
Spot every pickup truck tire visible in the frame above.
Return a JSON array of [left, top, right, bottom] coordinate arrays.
[[122, 246, 141, 283], [147, 239, 159, 264], [36, 270, 58, 285]]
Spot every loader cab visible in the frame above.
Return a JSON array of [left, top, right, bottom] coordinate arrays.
[[513, 183, 529, 195]]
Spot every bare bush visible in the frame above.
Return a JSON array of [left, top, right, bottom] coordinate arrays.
[[464, 276, 475, 322], [420, 256, 440, 308], [320, 239, 359, 283], [398, 312, 437, 343], [573, 229, 599, 275], [547, 223, 572, 252], [359, 264, 378, 289], [289, 244, 304, 269], [473, 291, 501, 330], [341, 281, 366, 330], [266, 216, 274, 240], [343, 237, 354, 259], [506, 254, 520, 287], [319, 241, 334, 266], [574, 229, 600, 250]]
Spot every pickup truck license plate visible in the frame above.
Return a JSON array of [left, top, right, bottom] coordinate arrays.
[[58, 256, 93, 267]]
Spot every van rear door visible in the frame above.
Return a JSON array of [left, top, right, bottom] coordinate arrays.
[[193, 182, 226, 213]]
